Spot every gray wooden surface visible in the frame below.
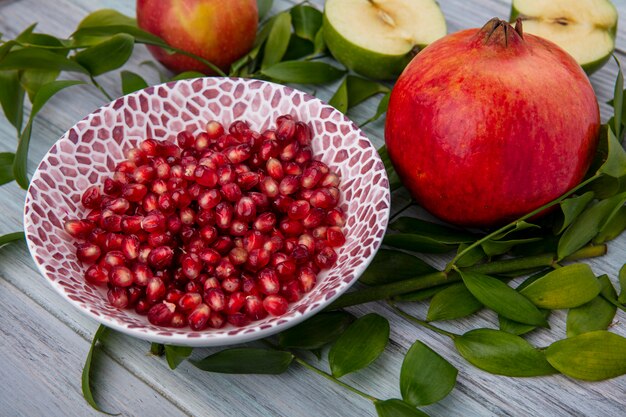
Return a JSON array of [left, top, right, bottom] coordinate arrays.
[[1, 0, 625, 416]]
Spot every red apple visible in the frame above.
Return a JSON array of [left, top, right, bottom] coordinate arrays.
[[385, 18, 600, 228], [137, 0, 258, 74]]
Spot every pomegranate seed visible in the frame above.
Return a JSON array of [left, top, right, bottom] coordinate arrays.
[[279, 218, 304, 237], [288, 200, 310, 220], [135, 299, 151, 315], [284, 161, 303, 176], [259, 176, 279, 198], [326, 208, 346, 227], [227, 313, 251, 327], [253, 212, 276, 232], [127, 287, 143, 306], [226, 144, 251, 164], [321, 172, 340, 187], [276, 259, 297, 279], [179, 207, 196, 225], [165, 289, 185, 304], [103, 178, 122, 196], [181, 253, 202, 279], [212, 236, 234, 254], [188, 304, 211, 330], [121, 235, 140, 260], [229, 120, 249, 137], [133, 264, 152, 286], [139, 139, 161, 156], [279, 175, 300, 195], [103, 251, 125, 267], [280, 141, 299, 162], [101, 214, 123, 232], [215, 259, 237, 279], [171, 312, 187, 328], [313, 226, 328, 239], [292, 245, 310, 264], [215, 202, 233, 229], [246, 248, 271, 271], [245, 295, 268, 320], [266, 158, 284, 180], [187, 183, 203, 199], [142, 193, 158, 212], [204, 288, 226, 311], [298, 267, 317, 292], [264, 235, 284, 253], [178, 292, 202, 313], [237, 172, 260, 190], [221, 182, 242, 202], [85, 264, 108, 286], [301, 167, 323, 189], [229, 247, 248, 265], [142, 212, 166, 233], [157, 193, 175, 212], [108, 287, 129, 308], [110, 266, 134, 287], [226, 292, 246, 314], [194, 132, 210, 152], [116, 160, 136, 174], [148, 302, 175, 326], [315, 246, 338, 269], [81, 186, 101, 208], [298, 234, 315, 252], [166, 215, 183, 234], [249, 192, 269, 210], [309, 160, 330, 175], [294, 122, 312, 145], [281, 280, 302, 302], [243, 230, 266, 251], [235, 196, 256, 221], [273, 195, 294, 213], [88, 228, 107, 247], [193, 165, 218, 187], [276, 117, 296, 141], [64, 219, 95, 238], [85, 209, 102, 223], [146, 277, 167, 302], [171, 189, 192, 208], [284, 237, 298, 253], [177, 131, 194, 148], [295, 147, 313, 165], [221, 276, 241, 293], [259, 140, 280, 160], [133, 165, 155, 184], [263, 295, 288, 316], [258, 268, 280, 295], [327, 226, 346, 247], [217, 164, 236, 185], [198, 189, 221, 209], [76, 243, 101, 263], [153, 157, 172, 178], [208, 311, 226, 328], [310, 188, 336, 209], [105, 233, 124, 251], [206, 120, 225, 139], [122, 183, 148, 202], [148, 246, 174, 269]]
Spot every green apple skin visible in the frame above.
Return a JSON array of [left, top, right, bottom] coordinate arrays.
[[322, 13, 417, 80], [510, 5, 617, 74]]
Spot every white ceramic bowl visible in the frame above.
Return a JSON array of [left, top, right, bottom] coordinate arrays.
[[24, 78, 390, 347]]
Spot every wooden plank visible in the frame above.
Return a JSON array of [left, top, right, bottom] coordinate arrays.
[[0, 277, 187, 417], [0, 0, 625, 417]]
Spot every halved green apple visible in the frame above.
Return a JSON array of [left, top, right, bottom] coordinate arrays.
[[323, 0, 447, 80], [511, 0, 618, 74]]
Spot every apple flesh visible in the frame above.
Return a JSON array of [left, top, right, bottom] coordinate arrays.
[[323, 0, 446, 80], [385, 18, 600, 228], [137, 0, 258, 74], [511, 0, 618, 74]]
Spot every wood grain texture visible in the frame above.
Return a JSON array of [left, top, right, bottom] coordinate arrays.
[[0, 0, 625, 416]]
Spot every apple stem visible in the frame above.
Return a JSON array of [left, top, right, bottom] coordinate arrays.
[[444, 174, 601, 274]]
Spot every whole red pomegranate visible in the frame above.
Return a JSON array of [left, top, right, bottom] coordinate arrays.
[[385, 18, 600, 227]]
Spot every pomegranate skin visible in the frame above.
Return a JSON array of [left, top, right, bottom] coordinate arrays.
[[385, 19, 600, 227]]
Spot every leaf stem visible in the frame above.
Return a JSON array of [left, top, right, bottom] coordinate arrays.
[[388, 302, 458, 339], [444, 175, 600, 273], [327, 244, 606, 309], [293, 357, 379, 402], [136, 41, 227, 77], [90, 75, 113, 101]]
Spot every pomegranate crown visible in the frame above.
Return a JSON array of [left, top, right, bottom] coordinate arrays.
[[479, 17, 524, 47]]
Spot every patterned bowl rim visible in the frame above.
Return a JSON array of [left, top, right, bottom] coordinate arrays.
[[23, 77, 391, 347]]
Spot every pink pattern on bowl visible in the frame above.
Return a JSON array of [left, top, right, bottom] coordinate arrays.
[[23, 78, 390, 347]]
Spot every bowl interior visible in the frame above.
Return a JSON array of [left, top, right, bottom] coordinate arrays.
[[24, 78, 390, 346]]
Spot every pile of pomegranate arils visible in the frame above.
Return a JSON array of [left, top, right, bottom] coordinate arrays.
[[63, 115, 346, 330]]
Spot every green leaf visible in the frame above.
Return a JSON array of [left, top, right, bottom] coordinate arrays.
[[20, 69, 61, 103], [619, 264, 626, 304], [612, 56, 623, 139], [0, 152, 16, 186], [329, 313, 389, 378], [459, 270, 548, 326], [377, 144, 401, 191], [13, 80, 85, 189], [427, 283, 483, 322], [382, 234, 454, 253], [491, 220, 540, 240], [257, 0, 274, 20], [75, 34, 134, 76], [594, 206, 626, 243], [598, 128, 626, 178], [557, 191, 595, 234], [261, 61, 345, 84], [0, 40, 17, 61], [558, 192, 626, 259], [0, 71, 25, 132], [360, 249, 436, 286], [455, 243, 487, 268], [291, 5, 323, 42], [82, 325, 118, 415], [481, 237, 543, 257], [393, 285, 453, 302], [313, 28, 325, 54], [519, 263, 601, 309], [546, 330, 626, 381], [0, 231, 24, 247], [150, 343, 164, 356], [120, 70, 148, 95], [282, 36, 314, 61], [400, 340, 457, 406], [566, 275, 617, 337], [278, 311, 355, 350], [77, 8, 136, 29], [73, 25, 165, 48], [498, 310, 550, 336], [454, 329, 556, 377], [0, 48, 88, 74], [164, 345, 193, 370], [389, 217, 477, 244], [346, 76, 390, 108], [329, 76, 349, 113], [261, 12, 292, 69], [191, 348, 293, 374], [361, 91, 390, 127], [375, 399, 430, 417], [170, 71, 206, 81]]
